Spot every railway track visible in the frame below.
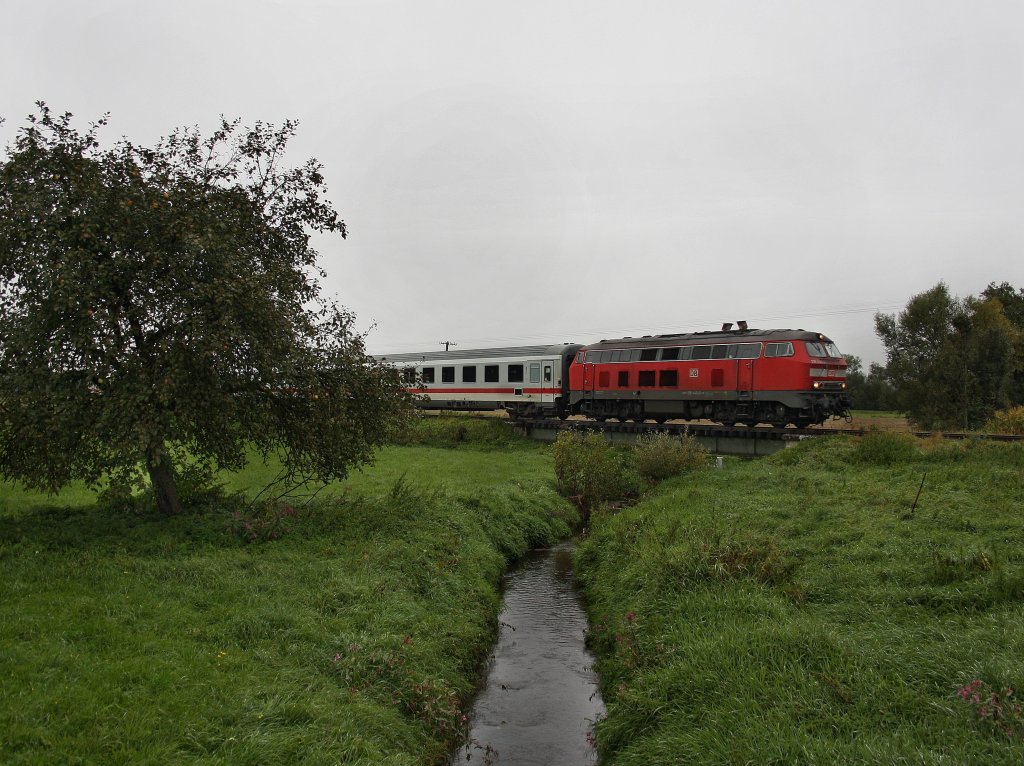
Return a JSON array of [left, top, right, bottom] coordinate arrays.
[[509, 417, 1024, 443]]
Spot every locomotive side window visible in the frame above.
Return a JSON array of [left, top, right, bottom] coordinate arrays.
[[640, 348, 658, 361], [442, 366, 455, 383], [765, 342, 794, 358], [422, 367, 435, 383], [576, 352, 586, 363], [618, 370, 629, 387], [529, 363, 541, 384], [661, 347, 680, 361], [462, 366, 477, 383], [728, 343, 761, 359], [639, 371, 656, 387], [711, 345, 729, 360], [678, 346, 693, 360], [691, 345, 711, 360], [611, 350, 627, 362], [484, 365, 499, 383], [659, 370, 678, 387], [508, 364, 524, 382]]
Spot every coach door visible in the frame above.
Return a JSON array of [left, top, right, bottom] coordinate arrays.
[[543, 360, 556, 403]]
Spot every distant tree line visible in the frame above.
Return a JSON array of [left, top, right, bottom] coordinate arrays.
[[853, 281, 1024, 429]]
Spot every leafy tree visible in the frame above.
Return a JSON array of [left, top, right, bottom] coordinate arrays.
[[981, 281, 1024, 403], [875, 282, 1018, 429], [0, 104, 412, 514], [844, 355, 897, 411]]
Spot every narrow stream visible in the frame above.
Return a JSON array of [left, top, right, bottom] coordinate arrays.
[[451, 542, 604, 765]]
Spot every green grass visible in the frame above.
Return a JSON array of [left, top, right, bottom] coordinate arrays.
[[576, 436, 1024, 764], [0, 440, 575, 765]]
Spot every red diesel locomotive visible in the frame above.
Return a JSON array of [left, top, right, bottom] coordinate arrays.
[[568, 326, 850, 427], [383, 325, 852, 427]]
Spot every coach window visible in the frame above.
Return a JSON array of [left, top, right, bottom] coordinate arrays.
[[661, 347, 679, 361], [462, 366, 477, 383], [421, 367, 435, 383], [508, 364, 524, 382], [638, 370, 656, 387], [402, 368, 416, 384], [529, 363, 541, 384], [659, 370, 678, 387], [442, 366, 455, 383], [691, 345, 711, 360], [484, 365, 499, 383], [618, 370, 629, 387]]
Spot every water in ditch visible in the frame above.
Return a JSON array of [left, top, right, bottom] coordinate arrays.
[[450, 541, 604, 765]]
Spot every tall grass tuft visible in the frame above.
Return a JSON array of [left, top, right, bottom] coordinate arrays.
[[986, 405, 1024, 435], [632, 432, 710, 481], [552, 430, 641, 512], [853, 430, 919, 465]]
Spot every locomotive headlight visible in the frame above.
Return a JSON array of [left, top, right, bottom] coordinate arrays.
[[812, 381, 820, 389]]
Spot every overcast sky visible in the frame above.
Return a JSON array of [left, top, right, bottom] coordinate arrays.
[[4, 0, 1023, 365]]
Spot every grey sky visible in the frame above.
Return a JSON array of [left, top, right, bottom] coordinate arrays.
[[4, 1, 1023, 365]]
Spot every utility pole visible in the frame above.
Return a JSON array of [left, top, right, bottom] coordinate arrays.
[[439, 341, 458, 352]]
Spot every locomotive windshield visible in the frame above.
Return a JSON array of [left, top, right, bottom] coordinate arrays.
[[805, 341, 843, 359]]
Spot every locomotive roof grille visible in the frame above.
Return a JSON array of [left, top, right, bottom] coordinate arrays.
[[586, 329, 831, 349]]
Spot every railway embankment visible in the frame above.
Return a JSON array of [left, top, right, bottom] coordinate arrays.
[[575, 433, 1024, 763], [0, 425, 576, 765]]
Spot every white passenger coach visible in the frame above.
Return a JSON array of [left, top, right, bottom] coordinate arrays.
[[377, 344, 582, 419]]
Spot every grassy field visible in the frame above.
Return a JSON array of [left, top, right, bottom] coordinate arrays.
[[0, 421, 574, 765], [576, 434, 1024, 764]]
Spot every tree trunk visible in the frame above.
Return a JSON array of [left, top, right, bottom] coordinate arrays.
[[146, 441, 183, 515]]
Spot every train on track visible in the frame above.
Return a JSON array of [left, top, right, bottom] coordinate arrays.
[[378, 324, 852, 427]]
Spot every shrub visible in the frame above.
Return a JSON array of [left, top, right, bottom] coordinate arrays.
[[392, 415, 526, 449], [853, 430, 919, 465], [632, 432, 710, 481], [552, 430, 640, 511], [986, 406, 1024, 435]]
